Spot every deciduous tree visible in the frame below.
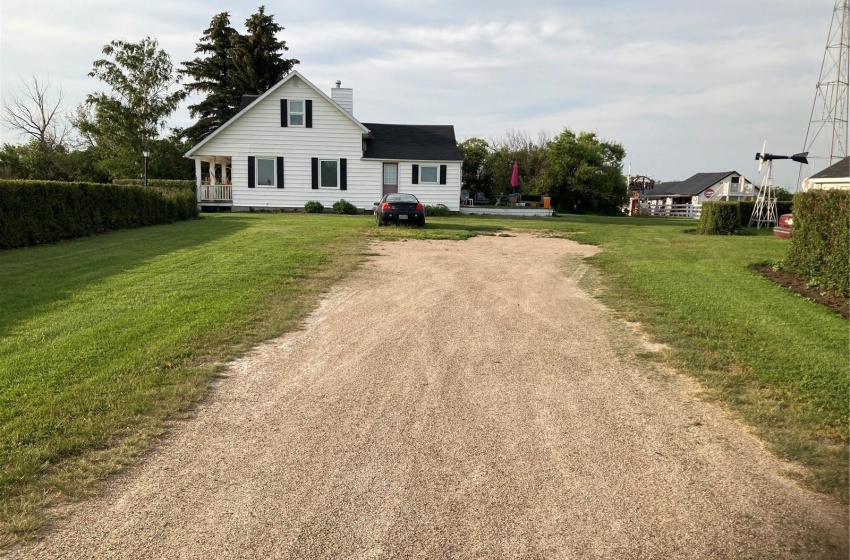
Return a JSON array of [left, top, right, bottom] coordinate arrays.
[[78, 37, 185, 179]]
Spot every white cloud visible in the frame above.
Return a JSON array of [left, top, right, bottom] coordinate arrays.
[[0, 0, 835, 187]]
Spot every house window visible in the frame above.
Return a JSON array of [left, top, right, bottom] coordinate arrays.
[[256, 157, 276, 186], [289, 100, 305, 127], [320, 160, 338, 188], [420, 165, 438, 184]]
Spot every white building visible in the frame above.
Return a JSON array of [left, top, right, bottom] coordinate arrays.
[[801, 156, 850, 191], [185, 71, 463, 212]]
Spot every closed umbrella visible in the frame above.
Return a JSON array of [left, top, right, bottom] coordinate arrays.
[[510, 162, 519, 188]]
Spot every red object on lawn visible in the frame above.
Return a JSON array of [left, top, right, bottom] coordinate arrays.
[[510, 162, 519, 188]]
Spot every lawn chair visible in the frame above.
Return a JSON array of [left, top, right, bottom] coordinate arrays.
[[474, 192, 489, 205], [460, 190, 471, 206]]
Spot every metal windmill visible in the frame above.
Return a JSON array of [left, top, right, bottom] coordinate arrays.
[[750, 144, 808, 228], [797, 0, 849, 187]]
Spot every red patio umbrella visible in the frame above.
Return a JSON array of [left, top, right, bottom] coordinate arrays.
[[510, 162, 519, 189]]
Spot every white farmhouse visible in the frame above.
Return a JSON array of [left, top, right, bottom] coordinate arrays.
[[185, 71, 463, 211]]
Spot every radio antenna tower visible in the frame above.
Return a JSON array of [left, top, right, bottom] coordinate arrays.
[[797, 0, 850, 188]]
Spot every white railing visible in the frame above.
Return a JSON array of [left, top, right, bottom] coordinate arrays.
[[642, 203, 701, 218], [200, 184, 232, 202]]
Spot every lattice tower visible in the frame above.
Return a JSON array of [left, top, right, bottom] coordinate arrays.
[[798, 0, 850, 187]]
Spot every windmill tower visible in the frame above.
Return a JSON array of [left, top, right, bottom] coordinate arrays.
[[797, 0, 850, 188]]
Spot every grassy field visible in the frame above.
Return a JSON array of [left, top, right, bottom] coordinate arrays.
[[1, 212, 846, 544]]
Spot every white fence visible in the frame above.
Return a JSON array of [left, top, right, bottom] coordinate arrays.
[[642, 203, 701, 219], [200, 184, 232, 202]]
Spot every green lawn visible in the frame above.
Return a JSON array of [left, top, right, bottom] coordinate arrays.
[[1, 212, 846, 544]]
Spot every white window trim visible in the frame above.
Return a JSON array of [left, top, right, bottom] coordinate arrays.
[[256, 156, 277, 187], [419, 165, 439, 184], [319, 158, 339, 189], [289, 99, 305, 127]]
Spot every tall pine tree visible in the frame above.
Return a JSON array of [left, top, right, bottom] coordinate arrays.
[[233, 6, 299, 95], [181, 7, 298, 144], [181, 12, 240, 144]]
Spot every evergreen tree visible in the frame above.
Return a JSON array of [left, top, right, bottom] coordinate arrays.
[[181, 12, 241, 144], [181, 6, 298, 144], [233, 6, 299, 95]]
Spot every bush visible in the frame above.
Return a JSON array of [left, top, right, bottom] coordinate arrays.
[[785, 190, 849, 296], [425, 204, 450, 217], [0, 180, 198, 249], [698, 201, 740, 235], [332, 199, 358, 215], [304, 200, 324, 213]]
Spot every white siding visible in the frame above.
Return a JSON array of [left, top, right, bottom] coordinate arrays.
[[191, 76, 463, 211], [394, 161, 462, 211], [193, 77, 379, 210]]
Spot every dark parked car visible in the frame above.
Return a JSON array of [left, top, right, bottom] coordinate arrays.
[[773, 213, 793, 238], [375, 193, 425, 226]]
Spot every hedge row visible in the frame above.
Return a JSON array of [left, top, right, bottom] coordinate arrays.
[[698, 201, 740, 235], [785, 190, 849, 297], [112, 178, 196, 191], [0, 180, 198, 249]]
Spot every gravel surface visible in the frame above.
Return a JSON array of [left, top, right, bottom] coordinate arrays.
[[11, 233, 848, 559]]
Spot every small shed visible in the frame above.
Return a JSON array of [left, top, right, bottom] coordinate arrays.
[[802, 156, 850, 191]]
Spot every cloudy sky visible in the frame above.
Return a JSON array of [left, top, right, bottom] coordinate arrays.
[[0, 0, 838, 188]]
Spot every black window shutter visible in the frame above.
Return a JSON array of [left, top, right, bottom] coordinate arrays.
[[412, 164, 419, 185], [439, 165, 447, 185], [340, 158, 347, 190], [311, 158, 319, 189], [280, 99, 288, 127], [248, 156, 255, 188], [277, 157, 284, 188], [306, 100, 313, 128]]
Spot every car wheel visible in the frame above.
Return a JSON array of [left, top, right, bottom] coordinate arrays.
[[376, 215, 384, 227]]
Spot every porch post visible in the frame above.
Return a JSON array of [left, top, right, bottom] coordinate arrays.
[[195, 158, 202, 201]]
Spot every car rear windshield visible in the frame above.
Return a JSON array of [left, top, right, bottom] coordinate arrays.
[[386, 194, 418, 203]]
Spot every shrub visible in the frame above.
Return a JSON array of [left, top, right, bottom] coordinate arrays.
[[785, 190, 849, 296], [304, 200, 324, 213], [698, 201, 740, 235], [425, 204, 450, 217], [332, 199, 358, 215], [0, 180, 198, 249]]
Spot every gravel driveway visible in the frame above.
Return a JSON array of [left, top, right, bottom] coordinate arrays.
[[13, 233, 848, 559]]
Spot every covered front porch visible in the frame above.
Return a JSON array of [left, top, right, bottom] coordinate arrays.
[[194, 156, 233, 203]]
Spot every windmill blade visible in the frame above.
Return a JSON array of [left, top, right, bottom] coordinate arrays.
[[758, 141, 766, 172]]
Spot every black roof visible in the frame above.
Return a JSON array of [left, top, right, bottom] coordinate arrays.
[[239, 95, 259, 111], [809, 156, 850, 179], [643, 171, 743, 198], [362, 123, 462, 161]]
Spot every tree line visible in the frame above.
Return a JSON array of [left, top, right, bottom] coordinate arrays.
[[460, 130, 627, 214], [1, 6, 297, 183]]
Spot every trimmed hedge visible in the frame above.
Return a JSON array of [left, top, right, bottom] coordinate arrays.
[[113, 178, 196, 191], [738, 200, 793, 227], [0, 180, 199, 249], [785, 190, 849, 297], [698, 201, 740, 235]]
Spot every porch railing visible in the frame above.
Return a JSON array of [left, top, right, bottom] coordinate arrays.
[[642, 203, 701, 219], [200, 184, 232, 202]]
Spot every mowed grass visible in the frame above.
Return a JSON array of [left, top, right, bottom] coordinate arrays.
[[1, 211, 846, 545]]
